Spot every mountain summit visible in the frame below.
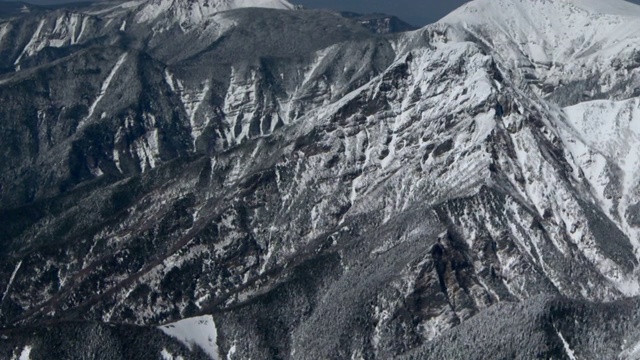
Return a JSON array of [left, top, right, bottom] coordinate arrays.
[[134, 0, 297, 25], [441, 0, 640, 67], [444, 0, 640, 18]]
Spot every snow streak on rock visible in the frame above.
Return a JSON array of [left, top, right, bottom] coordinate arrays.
[[555, 325, 577, 360], [14, 19, 45, 65], [81, 52, 128, 128], [0, 23, 10, 45], [2, 261, 22, 304]]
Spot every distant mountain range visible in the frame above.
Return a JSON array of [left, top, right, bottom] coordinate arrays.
[[338, 12, 416, 34]]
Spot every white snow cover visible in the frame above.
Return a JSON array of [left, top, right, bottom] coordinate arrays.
[[159, 315, 219, 359], [563, 99, 640, 195], [0, 23, 10, 44], [19, 346, 31, 360], [562, 99, 640, 255], [443, 0, 640, 20], [136, 0, 295, 24], [440, 0, 640, 71], [10, 346, 32, 360], [8, 13, 97, 62], [14, 19, 45, 65], [435, 1, 640, 295]]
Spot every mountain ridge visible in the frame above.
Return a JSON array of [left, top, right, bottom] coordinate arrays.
[[1, 0, 640, 358]]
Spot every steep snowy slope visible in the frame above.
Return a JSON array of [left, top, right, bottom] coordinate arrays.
[[561, 98, 640, 274], [2, 0, 640, 358], [440, 0, 640, 67], [441, 0, 640, 106], [435, 0, 640, 294]]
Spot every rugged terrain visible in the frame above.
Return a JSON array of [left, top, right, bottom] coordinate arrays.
[[1, 0, 640, 358]]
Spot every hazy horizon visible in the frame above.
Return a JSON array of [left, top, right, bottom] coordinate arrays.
[[4, 0, 640, 27], [0, 0, 470, 26]]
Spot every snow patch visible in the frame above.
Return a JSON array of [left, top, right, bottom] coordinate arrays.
[[14, 19, 45, 65], [0, 23, 10, 44], [164, 68, 177, 92], [188, 81, 210, 147], [473, 111, 497, 144], [133, 123, 160, 172], [113, 147, 123, 173], [77, 16, 89, 43], [80, 52, 128, 128], [159, 315, 219, 359], [226, 343, 237, 360], [18, 346, 31, 360]]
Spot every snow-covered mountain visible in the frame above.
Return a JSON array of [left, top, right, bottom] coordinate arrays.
[[440, 0, 640, 105], [132, 0, 297, 26], [1, 0, 640, 358]]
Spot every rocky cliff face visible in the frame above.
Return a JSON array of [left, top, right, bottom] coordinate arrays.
[[1, 0, 640, 358]]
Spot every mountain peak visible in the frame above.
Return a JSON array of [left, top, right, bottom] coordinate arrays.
[[135, 0, 296, 24], [442, 0, 640, 20], [439, 0, 640, 67]]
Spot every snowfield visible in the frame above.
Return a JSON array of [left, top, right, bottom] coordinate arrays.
[[159, 315, 219, 359]]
